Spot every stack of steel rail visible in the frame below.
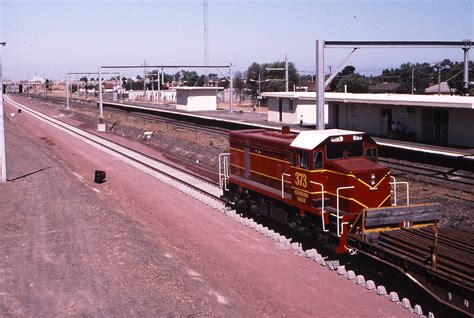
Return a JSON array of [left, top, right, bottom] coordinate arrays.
[[377, 227, 473, 314]]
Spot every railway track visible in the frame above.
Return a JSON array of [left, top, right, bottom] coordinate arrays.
[[379, 227, 473, 287], [6, 96, 223, 203], [380, 157, 474, 194], [23, 94, 230, 137], [348, 225, 474, 317]]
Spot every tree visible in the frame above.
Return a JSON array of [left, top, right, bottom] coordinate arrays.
[[233, 71, 245, 95], [446, 60, 474, 94], [329, 65, 369, 93], [181, 71, 200, 86], [246, 62, 265, 96], [263, 61, 300, 92], [45, 79, 51, 91], [245, 61, 300, 96], [196, 75, 206, 87], [335, 74, 369, 93], [340, 65, 355, 76]]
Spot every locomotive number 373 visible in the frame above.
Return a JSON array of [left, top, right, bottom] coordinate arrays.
[[294, 172, 307, 188]]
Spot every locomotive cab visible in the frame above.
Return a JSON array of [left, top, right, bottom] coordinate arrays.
[[289, 130, 391, 214]]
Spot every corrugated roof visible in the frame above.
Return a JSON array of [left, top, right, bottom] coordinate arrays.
[[424, 81, 451, 93], [290, 129, 363, 150], [261, 92, 474, 109]]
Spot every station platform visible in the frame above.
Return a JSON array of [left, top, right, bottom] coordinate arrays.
[[104, 100, 474, 160]]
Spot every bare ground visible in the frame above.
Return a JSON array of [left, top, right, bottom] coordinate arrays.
[[0, 96, 413, 317]]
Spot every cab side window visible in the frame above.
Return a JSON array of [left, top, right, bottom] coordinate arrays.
[[313, 151, 323, 169], [366, 147, 378, 161], [298, 150, 310, 169]]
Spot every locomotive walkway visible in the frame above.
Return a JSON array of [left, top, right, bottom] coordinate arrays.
[[0, 98, 411, 317]]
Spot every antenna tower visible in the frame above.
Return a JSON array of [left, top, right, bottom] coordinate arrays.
[[203, 0, 209, 85]]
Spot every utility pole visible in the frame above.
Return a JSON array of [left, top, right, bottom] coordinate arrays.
[[411, 66, 415, 95], [98, 66, 103, 120], [66, 73, 70, 109], [249, 74, 265, 113], [0, 42, 7, 182], [285, 53, 289, 92], [157, 70, 161, 104], [229, 63, 233, 112], [316, 40, 325, 130], [143, 59, 147, 101], [438, 63, 442, 96], [266, 54, 289, 92], [258, 73, 262, 108], [463, 47, 469, 94]]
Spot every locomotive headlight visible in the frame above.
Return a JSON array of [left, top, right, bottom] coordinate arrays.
[[370, 173, 376, 186]]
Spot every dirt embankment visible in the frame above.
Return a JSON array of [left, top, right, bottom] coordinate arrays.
[[12, 95, 473, 231]]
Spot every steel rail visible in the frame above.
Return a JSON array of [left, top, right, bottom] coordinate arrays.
[[380, 159, 474, 194], [5, 95, 223, 201], [353, 247, 474, 318], [380, 158, 474, 184], [23, 94, 231, 136]]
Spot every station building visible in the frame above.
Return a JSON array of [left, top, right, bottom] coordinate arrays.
[[176, 87, 223, 111], [262, 92, 474, 148]]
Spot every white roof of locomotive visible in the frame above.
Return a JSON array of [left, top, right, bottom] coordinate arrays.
[[290, 129, 364, 150]]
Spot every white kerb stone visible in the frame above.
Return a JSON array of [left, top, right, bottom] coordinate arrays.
[[305, 249, 318, 258], [366, 280, 376, 290], [414, 304, 423, 315], [402, 298, 411, 309], [356, 275, 365, 285], [388, 291, 399, 302], [336, 266, 346, 275], [376, 285, 387, 295], [345, 270, 356, 280]]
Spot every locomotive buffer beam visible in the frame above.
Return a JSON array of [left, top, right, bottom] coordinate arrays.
[[352, 203, 442, 241]]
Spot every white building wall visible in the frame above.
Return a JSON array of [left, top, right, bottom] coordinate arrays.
[[267, 97, 327, 125], [448, 108, 474, 147], [176, 89, 218, 111], [176, 89, 189, 106], [329, 102, 425, 138], [267, 97, 279, 122], [296, 100, 317, 125]]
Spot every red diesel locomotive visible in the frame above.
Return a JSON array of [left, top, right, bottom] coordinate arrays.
[[220, 127, 440, 253]]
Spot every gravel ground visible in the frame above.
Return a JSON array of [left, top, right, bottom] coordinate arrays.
[[1, 96, 414, 317]]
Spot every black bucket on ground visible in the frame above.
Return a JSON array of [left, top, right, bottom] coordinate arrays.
[[94, 170, 106, 184]]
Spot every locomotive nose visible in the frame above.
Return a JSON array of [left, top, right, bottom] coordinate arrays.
[[327, 158, 390, 188]]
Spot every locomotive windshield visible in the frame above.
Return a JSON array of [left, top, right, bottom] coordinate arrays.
[[326, 140, 363, 159]]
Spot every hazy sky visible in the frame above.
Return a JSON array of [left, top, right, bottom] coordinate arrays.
[[1, 0, 473, 80]]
